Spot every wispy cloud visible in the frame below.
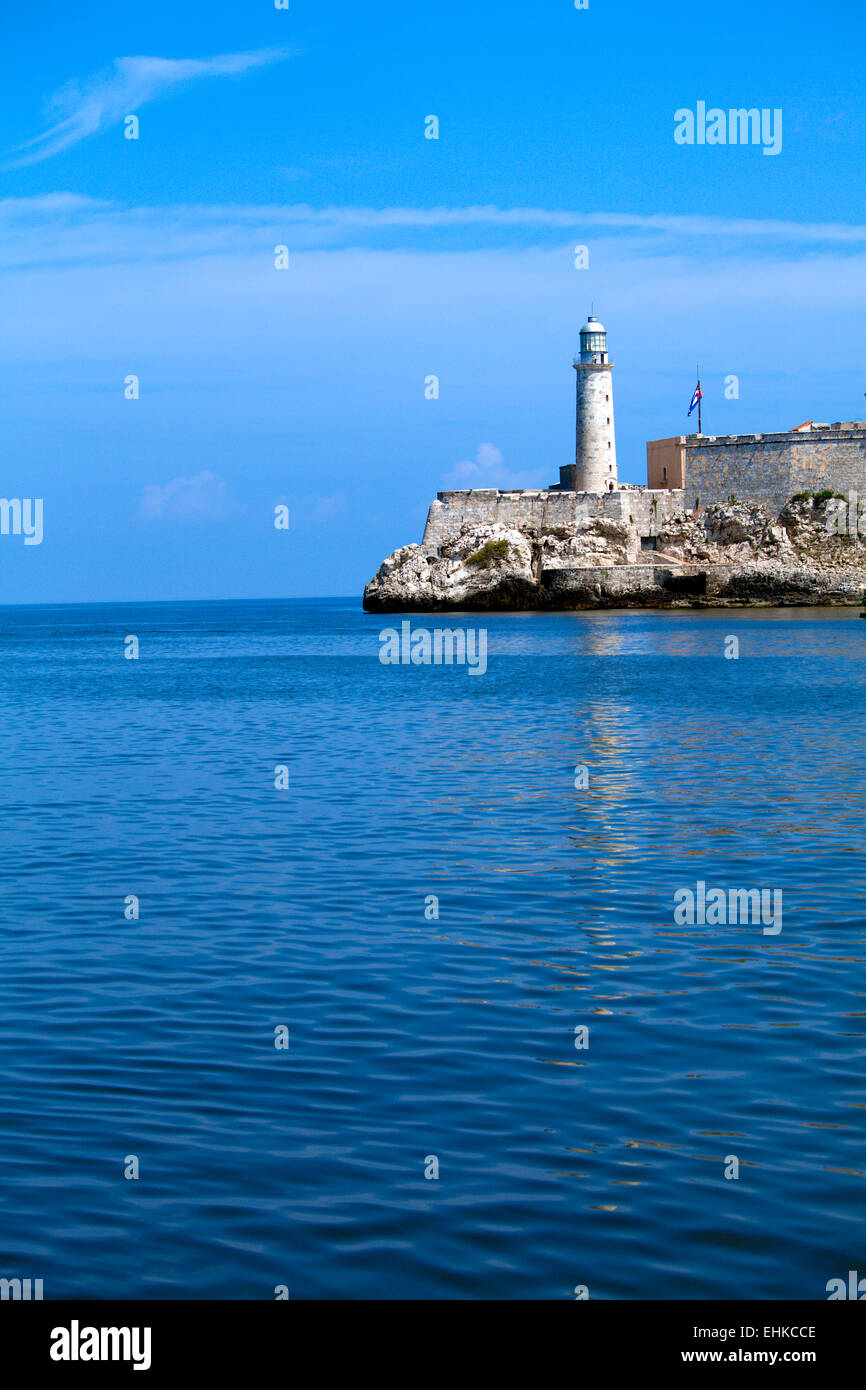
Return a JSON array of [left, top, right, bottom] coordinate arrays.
[[140, 471, 230, 522], [2, 197, 866, 271], [240, 205, 866, 244], [444, 444, 548, 491], [8, 50, 289, 167]]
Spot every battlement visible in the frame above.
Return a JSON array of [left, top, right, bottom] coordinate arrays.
[[647, 426, 866, 510], [422, 487, 684, 552]]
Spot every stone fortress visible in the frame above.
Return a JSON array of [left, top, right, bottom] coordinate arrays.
[[364, 314, 866, 611]]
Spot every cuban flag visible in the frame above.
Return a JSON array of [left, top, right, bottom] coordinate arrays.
[[688, 381, 702, 416]]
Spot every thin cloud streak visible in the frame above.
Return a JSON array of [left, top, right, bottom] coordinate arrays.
[[7, 50, 289, 167], [245, 205, 866, 244], [1, 197, 866, 258]]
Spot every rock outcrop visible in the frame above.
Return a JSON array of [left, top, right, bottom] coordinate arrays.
[[363, 495, 866, 611]]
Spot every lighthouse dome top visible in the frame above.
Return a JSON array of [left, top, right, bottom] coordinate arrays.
[[577, 314, 610, 365]]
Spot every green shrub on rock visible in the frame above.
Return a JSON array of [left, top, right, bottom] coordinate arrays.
[[466, 538, 510, 568]]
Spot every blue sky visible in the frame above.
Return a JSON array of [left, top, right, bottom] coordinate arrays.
[[1, 0, 864, 602]]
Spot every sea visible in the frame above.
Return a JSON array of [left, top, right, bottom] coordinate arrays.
[[0, 598, 864, 1299]]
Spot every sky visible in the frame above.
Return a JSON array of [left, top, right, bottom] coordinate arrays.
[[1, 0, 864, 603]]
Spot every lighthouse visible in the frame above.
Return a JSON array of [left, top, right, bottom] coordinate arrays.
[[559, 314, 618, 492]]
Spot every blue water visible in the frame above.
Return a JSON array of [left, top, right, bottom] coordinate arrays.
[[1, 598, 865, 1300]]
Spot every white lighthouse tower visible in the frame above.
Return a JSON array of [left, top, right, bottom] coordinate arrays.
[[559, 314, 618, 492]]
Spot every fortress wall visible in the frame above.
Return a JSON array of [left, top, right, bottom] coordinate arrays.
[[681, 430, 866, 511], [418, 429, 866, 558], [421, 488, 684, 552]]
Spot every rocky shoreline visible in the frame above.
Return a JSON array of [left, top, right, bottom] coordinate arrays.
[[363, 495, 866, 612]]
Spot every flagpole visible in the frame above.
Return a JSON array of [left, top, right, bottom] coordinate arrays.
[[697, 364, 701, 436]]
